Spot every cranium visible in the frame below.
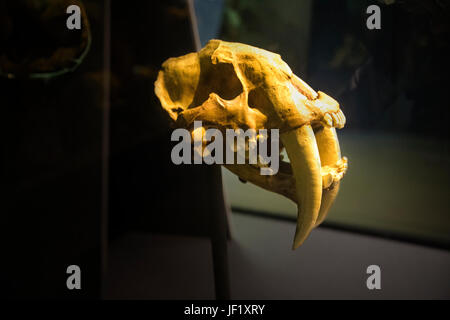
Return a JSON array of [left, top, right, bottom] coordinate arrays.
[[155, 39, 348, 249]]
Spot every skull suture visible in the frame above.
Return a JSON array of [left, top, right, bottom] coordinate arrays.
[[155, 40, 348, 249]]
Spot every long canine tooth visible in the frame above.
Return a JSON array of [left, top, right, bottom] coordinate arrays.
[[316, 183, 340, 226], [280, 125, 322, 250], [314, 126, 342, 226]]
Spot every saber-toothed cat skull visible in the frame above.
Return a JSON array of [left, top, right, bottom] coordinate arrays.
[[155, 39, 348, 249]]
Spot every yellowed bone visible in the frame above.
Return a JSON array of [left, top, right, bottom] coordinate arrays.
[[154, 39, 348, 249]]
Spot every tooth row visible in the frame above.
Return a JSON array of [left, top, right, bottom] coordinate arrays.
[[322, 109, 346, 129]]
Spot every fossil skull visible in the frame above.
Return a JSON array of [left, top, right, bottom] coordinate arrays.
[[155, 39, 348, 249]]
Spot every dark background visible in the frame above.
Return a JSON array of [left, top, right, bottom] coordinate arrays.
[[2, 0, 229, 299], [2, 0, 450, 299]]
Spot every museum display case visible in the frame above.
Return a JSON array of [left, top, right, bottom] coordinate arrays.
[[217, 0, 450, 249], [2, 0, 449, 300]]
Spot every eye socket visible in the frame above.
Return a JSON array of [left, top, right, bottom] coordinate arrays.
[[191, 62, 243, 107], [213, 63, 243, 100], [248, 87, 273, 112]]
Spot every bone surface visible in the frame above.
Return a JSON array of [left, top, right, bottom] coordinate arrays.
[[155, 39, 348, 249]]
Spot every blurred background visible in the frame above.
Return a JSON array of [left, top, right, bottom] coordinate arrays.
[[2, 0, 450, 299], [213, 0, 450, 247]]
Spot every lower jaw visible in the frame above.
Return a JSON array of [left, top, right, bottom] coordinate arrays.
[[314, 126, 344, 227], [225, 124, 345, 250]]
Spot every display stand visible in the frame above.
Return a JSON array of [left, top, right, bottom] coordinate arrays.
[[209, 166, 232, 300], [187, 0, 232, 300]]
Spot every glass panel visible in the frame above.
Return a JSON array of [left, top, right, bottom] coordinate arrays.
[[193, 0, 450, 246], [2, 0, 108, 298]]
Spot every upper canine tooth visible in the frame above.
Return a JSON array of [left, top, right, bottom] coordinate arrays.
[[280, 125, 322, 250], [314, 126, 343, 226], [316, 184, 340, 226]]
